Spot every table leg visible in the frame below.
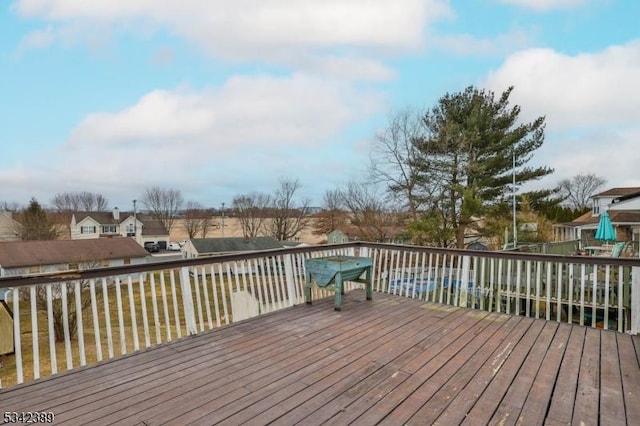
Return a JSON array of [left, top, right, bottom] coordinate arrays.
[[334, 272, 342, 311], [305, 272, 312, 305], [365, 266, 373, 301]]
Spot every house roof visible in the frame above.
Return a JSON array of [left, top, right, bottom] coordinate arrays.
[[190, 237, 286, 254], [140, 217, 169, 236], [566, 209, 640, 226], [0, 237, 149, 268], [593, 187, 640, 198]]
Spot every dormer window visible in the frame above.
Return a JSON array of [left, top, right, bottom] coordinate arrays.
[[102, 225, 117, 234]]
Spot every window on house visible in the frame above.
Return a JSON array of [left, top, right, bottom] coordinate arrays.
[[102, 225, 117, 233], [124, 258, 131, 265], [126, 223, 135, 233], [81, 226, 96, 234], [68, 263, 79, 271], [29, 266, 40, 274]]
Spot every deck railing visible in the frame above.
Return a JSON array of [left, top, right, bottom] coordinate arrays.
[[0, 242, 638, 388]]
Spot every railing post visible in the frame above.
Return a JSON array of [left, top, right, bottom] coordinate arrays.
[[632, 266, 640, 334], [459, 256, 471, 307], [179, 266, 198, 335], [283, 254, 297, 306]]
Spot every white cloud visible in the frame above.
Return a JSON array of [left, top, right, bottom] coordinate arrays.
[[496, 0, 586, 11], [1, 73, 384, 206], [483, 41, 640, 129], [483, 41, 640, 189], [14, 0, 452, 59]]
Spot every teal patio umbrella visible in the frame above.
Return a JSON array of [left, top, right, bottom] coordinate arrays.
[[595, 210, 616, 243]]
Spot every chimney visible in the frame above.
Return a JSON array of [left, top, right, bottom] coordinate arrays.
[[113, 207, 120, 220]]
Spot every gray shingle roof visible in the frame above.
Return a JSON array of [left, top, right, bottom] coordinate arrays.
[[0, 238, 149, 268], [190, 237, 286, 254]]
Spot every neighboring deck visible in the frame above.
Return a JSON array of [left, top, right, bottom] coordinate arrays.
[[1, 291, 639, 425]]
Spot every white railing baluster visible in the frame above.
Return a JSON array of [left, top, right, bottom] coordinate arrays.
[[12, 288, 23, 384], [149, 273, 161, 344], [515, 260, 521, 316], [210, 264, 221, 327], [555, 263, 563, 322], [525, 261, 532, 318], [217, 263, 229, 324], [127, 275, 140, 351], [447, 255, 455, 305], [179, 266, 197, 335], [29, 285, 39, 380], [89, 279, 102, 362], [46, 284, 57, 374], [546, 264, 552, 321], [169, 270, 182, 338], [579, 264, 586, 326], [225, 263, 237, 321], [60, 282, 72, 370], [137, 274, 150, 349], [479, 258, 486, 310], [617, 266, 623, 332], [101, 277, 114, 359], [159, 272, 172, 342], [535, 262, 542, 319], [284, 254, 297, 306], [591, 266, 597, 327], [604, 265, 611, 329], [252, 258, 265, 315], [505, 259, 512, 315], [631, 267, 640, 334], [192, 267, 204, 332], [567, 263, 574, 324], [418, 252, 427, 301], [74, 280, 86, 367], [201, 266, 213, 330]]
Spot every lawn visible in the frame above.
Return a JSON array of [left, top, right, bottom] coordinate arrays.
[[1, 268, 237, 388]]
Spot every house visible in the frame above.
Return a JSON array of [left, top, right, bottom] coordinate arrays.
[[0, 211, 21, 241], [71, 208, 170, 248], [182, 236, 291, 259], [0, 237, 149, 278], [553, 187, 640, 251], [327, 229, 352, 244]]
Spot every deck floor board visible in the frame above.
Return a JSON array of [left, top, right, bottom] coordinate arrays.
[[1, 291, 638, 426]]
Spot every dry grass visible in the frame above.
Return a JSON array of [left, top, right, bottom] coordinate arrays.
[[0, 270, 236, 388]]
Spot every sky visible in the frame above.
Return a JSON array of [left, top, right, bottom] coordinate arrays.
[[1, 0, 639, 210]]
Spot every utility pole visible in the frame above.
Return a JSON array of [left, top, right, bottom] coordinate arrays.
[[221, 202, 225, 237], [133, 199, 138, 243], [512, 150, 517, 249]]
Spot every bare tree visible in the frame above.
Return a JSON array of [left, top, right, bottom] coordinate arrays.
[[78, 192, 108, 211], [312, 189, 347, 236], [1, 201, 21, 212], [183, 201, 211, 238], [340, 181, 394, 242], [558, 173, 607, 211], [51, 192, 109, 212], [232, 192, 271, 238], [267, 178, 310, 241], [142, 186, 184, 233], [370, 108, 426, 220]]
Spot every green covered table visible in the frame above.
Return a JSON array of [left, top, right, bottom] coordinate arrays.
[[304, 256, 373, 311]]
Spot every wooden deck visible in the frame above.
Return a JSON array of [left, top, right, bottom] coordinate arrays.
[[1, 291, 639, 425]]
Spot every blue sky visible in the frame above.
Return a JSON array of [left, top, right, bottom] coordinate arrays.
[[1, 0, 639, 210]]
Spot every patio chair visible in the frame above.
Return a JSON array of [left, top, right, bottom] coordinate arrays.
[[610, 242, 627, 258]]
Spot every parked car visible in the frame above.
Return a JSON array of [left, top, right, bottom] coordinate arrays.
[[144, 242, 160, 253], [167, 242, 181, 251]]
